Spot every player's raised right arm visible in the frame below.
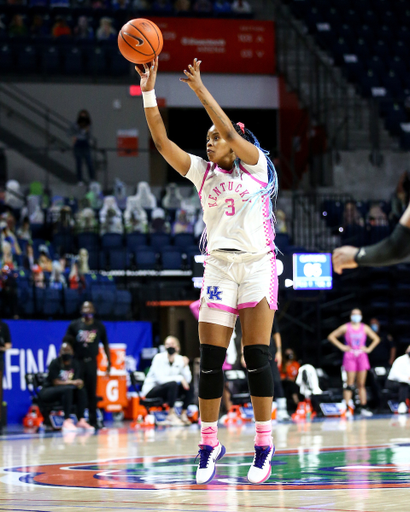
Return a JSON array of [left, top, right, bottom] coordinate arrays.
[[135, 58, 191, 176]]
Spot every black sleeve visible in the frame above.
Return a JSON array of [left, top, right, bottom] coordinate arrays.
[[1, 322, 11, 345], [73, 360, 81, 380], [66, 321, 77, 339], [47, 359, 60, 385], [355, 223, 410, 267], [100, 323, 111, 363]]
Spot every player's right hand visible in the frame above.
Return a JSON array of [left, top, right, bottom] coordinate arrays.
[[332, 246, 359, 274], [135, 56, 158, 92]]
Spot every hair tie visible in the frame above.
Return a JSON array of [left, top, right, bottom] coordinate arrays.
[[237, 122, 245, 134]]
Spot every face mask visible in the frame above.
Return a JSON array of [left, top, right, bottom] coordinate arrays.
[[83, 313, 93, 321], [286, 353, 294, 360], [61, 354, 73, 363], [351, 315, 362, 323], [166, 347, 176, 356], [371, 324, 379, 333]]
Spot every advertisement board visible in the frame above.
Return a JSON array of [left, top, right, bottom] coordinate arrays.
[[292, 253, 333, 290], [152, 17, 275, 74]]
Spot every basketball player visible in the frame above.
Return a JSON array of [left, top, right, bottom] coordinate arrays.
[[136, 58, 278, 485], [333, 203, 410, 273], [327, 308, 380, 417]]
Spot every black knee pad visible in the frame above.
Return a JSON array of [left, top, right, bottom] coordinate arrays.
[[198, 344, 227, 400], [345, 385, 355, 392], [244, 344, 274, 397]]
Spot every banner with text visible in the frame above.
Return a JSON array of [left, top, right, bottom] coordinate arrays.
[[153, 17, 275, 75], [2, 320, 152, 424]]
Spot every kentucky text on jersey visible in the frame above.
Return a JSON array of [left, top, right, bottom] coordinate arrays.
[[207, 182, 250, 208]]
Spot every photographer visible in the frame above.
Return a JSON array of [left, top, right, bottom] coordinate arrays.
[[0, 320, 11, 433]]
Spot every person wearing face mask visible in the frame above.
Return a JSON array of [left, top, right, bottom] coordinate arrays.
[[40, 340, 94, 432], [385, 347, 410, 414], [141, 336, 193, 426], [328, 308, 380, 417], [65, 301, 111, 428]]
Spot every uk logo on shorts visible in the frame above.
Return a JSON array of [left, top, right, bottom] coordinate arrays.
[[207, 286, 223, 301]]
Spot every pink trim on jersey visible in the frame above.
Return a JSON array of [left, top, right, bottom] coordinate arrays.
[[238, 301, 259, 310], [269, 253, 278, 310], [198, 163, 211, 200], [207, 302, 239, 315], [239, 163, 268, 187], [262, 197, 276, 253]]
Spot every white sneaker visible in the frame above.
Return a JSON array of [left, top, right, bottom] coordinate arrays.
[[397, 402, 408, 414], [165, 412, 185, 426], [196, 442, 226, 484], [247, 444, 275, 484], [360, 408, 373, 417], [276, 409, 290, 421]]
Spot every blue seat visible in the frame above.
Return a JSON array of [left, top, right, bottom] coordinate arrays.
[[126, 233, 148, 251], [64, 288, 82, 316], [343, 55, 362, 83], [135, 249, 157, 270], [87, 249, 100, 270], [43, 288, 63, 316], [358, 70, 380, 97], [114, 290, 132, 318], [94, 290, 116, 317], [275, 233, 290, 250], [150, 233, 171, 251], [16, 45, 37, 73], [64, 47, 83, 74], [382, 71, 403, 98], [330, 37, 351, 65], [53, 233, 74, 255], [0, 45, 13, 72], [101, 233, 123, 250], [162, 245, 183, 253], [374, 40, 390, 61], [341, 225, 366, 246], [367, 225, 391, 244], [353, 39, 371, 61], [78, 232, 99, 251], [385, 105, 406, 136], [174, 233, 195, 248], [305, 6, 323, 32], [390, 57, 407, 80], [86, 47, 107, 75], [109, 49, 130, 76], [19, 287, 34, 316], [41, 46, 60, 74], [366, 56, 386, 77], [109, 249, 129, 270], [361, 10, 379, 30], [161, 251, 182, 270], [392, 41, 409, 61], [34, 287, 46, 314]]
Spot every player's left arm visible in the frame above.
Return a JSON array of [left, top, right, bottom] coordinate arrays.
[[100, 325, 112, 373], [180, 59, 259, 165], [363, 324, 380, 353]]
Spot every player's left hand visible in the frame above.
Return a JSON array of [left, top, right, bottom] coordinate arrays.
[[180, 58, 203, 92], [332, 246, 359, 274]]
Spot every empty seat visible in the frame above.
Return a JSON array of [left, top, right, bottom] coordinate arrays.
[[16, 45, 37, 73], [78, 232, 99, 251], [126, 232, 148, 251], [150, 233, 171, 251], [161, 251, 182, 270], [0, 45, 13, 72], [173, 233, 195, 248], [43, 288, 63, 316], [109, 249, 129, 270], [41, 46, 60, 74], [93, 290, 116, 317], [101, 233, 123, 250], [64, 288, 82, 316], [135, 248, 157, 270], [113, 290, 132, 318], [64, 47, 83, 74]]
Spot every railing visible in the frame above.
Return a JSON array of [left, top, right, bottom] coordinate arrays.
[[273, 1, 385, 158]]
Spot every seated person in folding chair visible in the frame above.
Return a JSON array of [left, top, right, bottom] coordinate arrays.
[[39, 341, 95, 432], [141, 335, 193, 426], [385, 347, 410, 414]]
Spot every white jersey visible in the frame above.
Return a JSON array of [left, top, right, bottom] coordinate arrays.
[[185, 149, 275, 254]]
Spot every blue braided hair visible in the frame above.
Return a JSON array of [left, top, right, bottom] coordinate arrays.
[[232, 121, 278, 223]]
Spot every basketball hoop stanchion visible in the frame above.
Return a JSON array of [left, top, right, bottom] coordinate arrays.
[[96, 344, 128, 419]]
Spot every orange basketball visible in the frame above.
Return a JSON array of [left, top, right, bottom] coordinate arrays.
[[118, 18, 163, 65]]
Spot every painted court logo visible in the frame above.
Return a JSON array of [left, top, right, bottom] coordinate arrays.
[[2, 445, 410, 491]]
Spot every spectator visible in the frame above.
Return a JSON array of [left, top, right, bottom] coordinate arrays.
[[8, 14, 28, 37], [231, 0, 252, 13], [367, 203, 388, 227], [280, 349, 301, 409], [78, 248, 90, 274], [162, 183, 182, 210], [96, 17, 116, 41], [391, 171, 410, 223], [91, 0, 107, 7], [141, 336, 193, 426], [135, 181, 157, 210], [76, 200, 97, 233], [150, 207, 171, 234], [50, 261, 67, 289], [275, 209, 287, 233], [343, 201, 364, 227], [132, 0, 149, 8], [39, 341, 94, 432], [193, 0, 212, 12], [214, 0, 231, 14], [172, 209, 193, 235], [174, 0, 190, 13], [17, 216, 31, 241], [74, 16, 94, 40], [70, 110, 94, 185], [1, 226, 21, 257], [68, 261, 86, 290], [385, 348, 410, 414], [368, 318, 396, 368], [124, 197, 148, 234], [0, 320, 11, 434], [32, 264, 45, 288], [38, 245, 53, 272], [99, 196, 123, 235], [1, 242, 15, 269], [327, 308, 380, 417], [22, 243, 35, 271], [52, 16, 72, 38], [153, 0, 173, 12], [30, 14, 49, 37], [65, 301, 111, 428], [112, 0, 129, 8]]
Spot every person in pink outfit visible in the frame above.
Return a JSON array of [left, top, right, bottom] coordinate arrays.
[[328, 308, 380, 417]]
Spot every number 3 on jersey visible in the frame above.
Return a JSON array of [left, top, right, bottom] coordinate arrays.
[[225, 198, 236, 216]]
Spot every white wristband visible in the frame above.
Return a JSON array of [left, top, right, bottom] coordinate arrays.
[[142, 89, 157, 108]]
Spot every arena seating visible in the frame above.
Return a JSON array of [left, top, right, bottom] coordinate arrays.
[[289, 0, 410, 148]]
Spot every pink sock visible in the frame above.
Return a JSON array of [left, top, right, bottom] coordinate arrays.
[[254, 420, 272, 448], [200, 421, 218, 447]]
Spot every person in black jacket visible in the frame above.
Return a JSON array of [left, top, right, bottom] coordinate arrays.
[[65, 301, 111, 428], [0, 320, 11, 433], [40, 341, 94, 432]]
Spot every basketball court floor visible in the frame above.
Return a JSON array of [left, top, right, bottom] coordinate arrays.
[[0, 416, 409, 512]]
